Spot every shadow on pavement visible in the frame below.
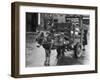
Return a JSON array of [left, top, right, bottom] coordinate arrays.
[[57, 55, 86, 65]]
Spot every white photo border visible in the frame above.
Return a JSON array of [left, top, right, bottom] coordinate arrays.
[[19, 5, 96, 75]]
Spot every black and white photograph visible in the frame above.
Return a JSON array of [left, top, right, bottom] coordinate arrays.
[[26, 13, 90, 67], [11, 2, 97, 78]]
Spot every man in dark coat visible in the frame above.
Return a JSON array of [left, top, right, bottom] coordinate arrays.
[[83, 26, 88, 51]]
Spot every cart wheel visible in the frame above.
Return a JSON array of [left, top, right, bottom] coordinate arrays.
[[74, 43, 82, 58]]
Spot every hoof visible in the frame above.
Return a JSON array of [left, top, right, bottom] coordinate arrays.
[[44, 61, 49, 66]]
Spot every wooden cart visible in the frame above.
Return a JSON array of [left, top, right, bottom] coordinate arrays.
[[51, 15, 84, 58]]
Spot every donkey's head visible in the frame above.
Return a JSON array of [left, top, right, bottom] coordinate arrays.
[[36, 32, 44, 47]]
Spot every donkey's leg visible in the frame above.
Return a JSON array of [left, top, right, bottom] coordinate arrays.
[[44, 49, 51, 66], [56, 46, 62, 60], [61, 46, 65, 57], [56, 48, 61, 65], [44, 56, 49, 66]]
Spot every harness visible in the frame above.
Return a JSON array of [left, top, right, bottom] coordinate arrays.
[[36, 32, 69, 50]]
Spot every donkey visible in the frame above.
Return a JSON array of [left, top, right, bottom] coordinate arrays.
[[35, 31, 66, 66]]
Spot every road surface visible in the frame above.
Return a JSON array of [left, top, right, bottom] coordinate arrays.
[[26, 33, 90, 67]]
